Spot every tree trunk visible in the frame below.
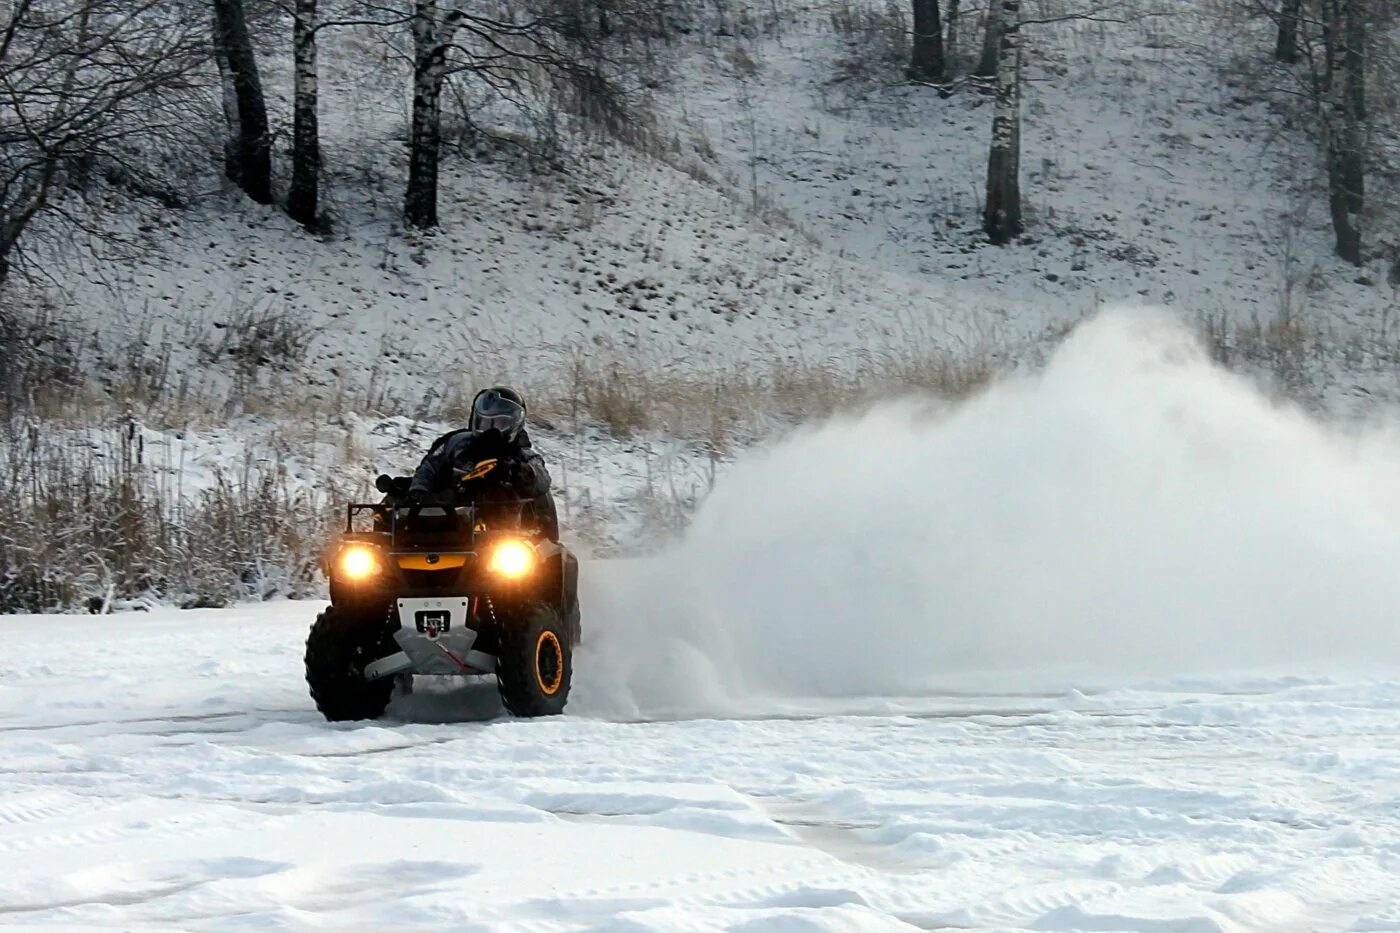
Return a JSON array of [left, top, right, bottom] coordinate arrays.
[[1341, 0, 1365, 213], [211, 0, 272, 205], [0, 176, 53, 285], [973, 0, 1002, 77], [983, 0, 1021, 244], [0, 2, 85, 280], [1322, 0, 1364, 265], [288, 0, 321, 230], [561, 0, 586, 38], [404, 3, 448, 230], [908, 0, 944, 81], [212, 9, 241, 184], [945, 0, 960, 73], [1327, 143, 1361, 265], [1275, 0, 1300, 63]]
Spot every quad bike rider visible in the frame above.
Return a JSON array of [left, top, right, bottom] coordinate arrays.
[[306, 387, 581, 721]]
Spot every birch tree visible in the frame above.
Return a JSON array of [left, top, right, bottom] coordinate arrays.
[[391, 0, 624, 230], [287, 0, 321, 230], [982, 0, 1021, 244], [404, 0, 453, 229]]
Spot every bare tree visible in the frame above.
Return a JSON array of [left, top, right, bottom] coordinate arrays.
[[973, 0, 1003, 77], [983, 0, 1022, 244], [404, 0, 453, 229], [908, 0, 945, 81], [0, 1, 203, 284], [1275, 0, 1301, 63], [388, 0, 625, 230], [1258, 0, 1398, 267], [1340, 0, 1366, 205], [945, 0, 961, 72], [1321, 0, 1366, 264], [288, 0, 321, 229], [212, 0, 273, 205]]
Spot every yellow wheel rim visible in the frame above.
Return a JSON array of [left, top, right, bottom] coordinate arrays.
[[535, 631, 564, 696]]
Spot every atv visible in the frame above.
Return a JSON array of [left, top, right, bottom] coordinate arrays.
[[305, 463, 581, 722]]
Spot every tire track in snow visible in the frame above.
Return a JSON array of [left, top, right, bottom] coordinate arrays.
[[746, 794, 918, 875], [0, 708, 315, 736], [0, 793, 247, 858], [0, 789, 89, 828]]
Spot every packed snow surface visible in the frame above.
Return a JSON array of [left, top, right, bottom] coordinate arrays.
[[3, 605, 1400, 930], [5, 311, 1400, 930]]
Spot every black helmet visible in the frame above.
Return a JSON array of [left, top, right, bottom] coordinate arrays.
[[471, 386, 526, 441]]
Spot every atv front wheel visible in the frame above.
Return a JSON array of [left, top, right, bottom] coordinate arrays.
[[305, 606, 397, 722], [496, 602, 572, 717]]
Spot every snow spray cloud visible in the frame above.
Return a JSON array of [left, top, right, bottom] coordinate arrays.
[[574, 309, 1400, 718]]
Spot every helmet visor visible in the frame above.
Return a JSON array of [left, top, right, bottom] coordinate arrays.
[[472, 392, 525, 438], [476, 411, 521, 433]]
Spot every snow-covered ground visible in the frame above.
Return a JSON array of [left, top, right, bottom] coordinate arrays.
[[7, 3, 1400, 924], [6, 312, 1400, 929], [4, 601, 1400, 931]]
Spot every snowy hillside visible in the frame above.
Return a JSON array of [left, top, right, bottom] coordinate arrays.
[[3, 1, 1391, 582], [28, 0, 1400, 421], [3, 0, 1392, 608]]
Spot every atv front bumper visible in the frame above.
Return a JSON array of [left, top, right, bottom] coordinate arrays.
[[363, 596, 496, 679]]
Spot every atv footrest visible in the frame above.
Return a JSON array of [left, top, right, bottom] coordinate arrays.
[[364, 651, 413, 681]]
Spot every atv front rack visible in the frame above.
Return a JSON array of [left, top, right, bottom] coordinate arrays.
[[345, 502, 480, 550], [345, 499, 543, 550]]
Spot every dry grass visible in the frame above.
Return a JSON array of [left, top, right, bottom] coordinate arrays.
[[491, 336, 1003, 451], [1200, 309, 1317, 397], [828, 0, 910, 85], [1197, 306, 1400, 403], [0, 416, 350, 612], [199, 302, 321, 378], [12, 300, 1400, 610], [0, 301, 1009, 610]]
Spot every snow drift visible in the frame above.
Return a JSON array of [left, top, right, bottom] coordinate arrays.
[[575, 309, 1400, 718]]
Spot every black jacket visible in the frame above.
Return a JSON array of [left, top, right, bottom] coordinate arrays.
[[409, 428, 558, 539]]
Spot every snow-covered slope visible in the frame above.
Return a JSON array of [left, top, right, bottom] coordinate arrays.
[[11, 0, 1393, 592], [32, 0, 1400, 421]]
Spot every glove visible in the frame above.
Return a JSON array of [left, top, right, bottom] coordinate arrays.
[[378, 475, 415, 500], [468, 429, 509, 461], [499, 458, 532, 490]]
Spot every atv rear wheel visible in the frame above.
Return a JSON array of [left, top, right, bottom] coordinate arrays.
[[305, 606, 397, 722], [496, 602, 572, 717]]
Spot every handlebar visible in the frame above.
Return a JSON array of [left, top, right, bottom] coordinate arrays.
[[345, 496, 544, 542]]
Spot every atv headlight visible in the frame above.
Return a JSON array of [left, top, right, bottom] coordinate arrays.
[[488, 539, 535, 580], [339, 545, 381, 581]]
